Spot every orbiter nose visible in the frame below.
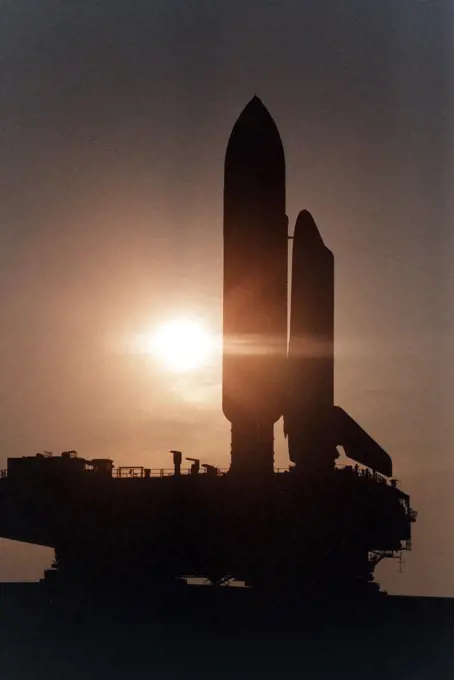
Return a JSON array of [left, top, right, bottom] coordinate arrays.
[[293, 210, 330, 250]]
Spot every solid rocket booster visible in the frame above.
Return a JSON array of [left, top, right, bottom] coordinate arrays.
[[285, 210, 337, 471], [223, 97, 288, 473]]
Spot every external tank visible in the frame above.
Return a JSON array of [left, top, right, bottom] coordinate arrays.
[[223, 97, 288, 473]]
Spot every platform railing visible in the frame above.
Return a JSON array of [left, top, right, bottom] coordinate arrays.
[[111, 467, 230, 478], [0, 463, 404, 488]]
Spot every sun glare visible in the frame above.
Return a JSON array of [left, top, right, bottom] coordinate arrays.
[[148, 318, 215, 373]]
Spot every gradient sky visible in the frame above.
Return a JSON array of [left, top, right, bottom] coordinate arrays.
[[1, 0, 453, 596]]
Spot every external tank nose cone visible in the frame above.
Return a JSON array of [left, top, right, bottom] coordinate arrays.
[[224, 98, 286, 220], [227, 97, 284, 156], [240, 95, 272, 120]]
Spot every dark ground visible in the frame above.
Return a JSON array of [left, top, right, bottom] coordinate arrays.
[[0, 583, 453, 679]]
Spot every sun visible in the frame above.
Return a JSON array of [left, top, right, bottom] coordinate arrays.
[[148, 318, 215, 373]]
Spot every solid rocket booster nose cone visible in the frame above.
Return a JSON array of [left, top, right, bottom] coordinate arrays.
[[294, 210, 328, 249]]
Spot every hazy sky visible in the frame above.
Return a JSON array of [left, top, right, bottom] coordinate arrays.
[[1, 0, 453, 596]]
